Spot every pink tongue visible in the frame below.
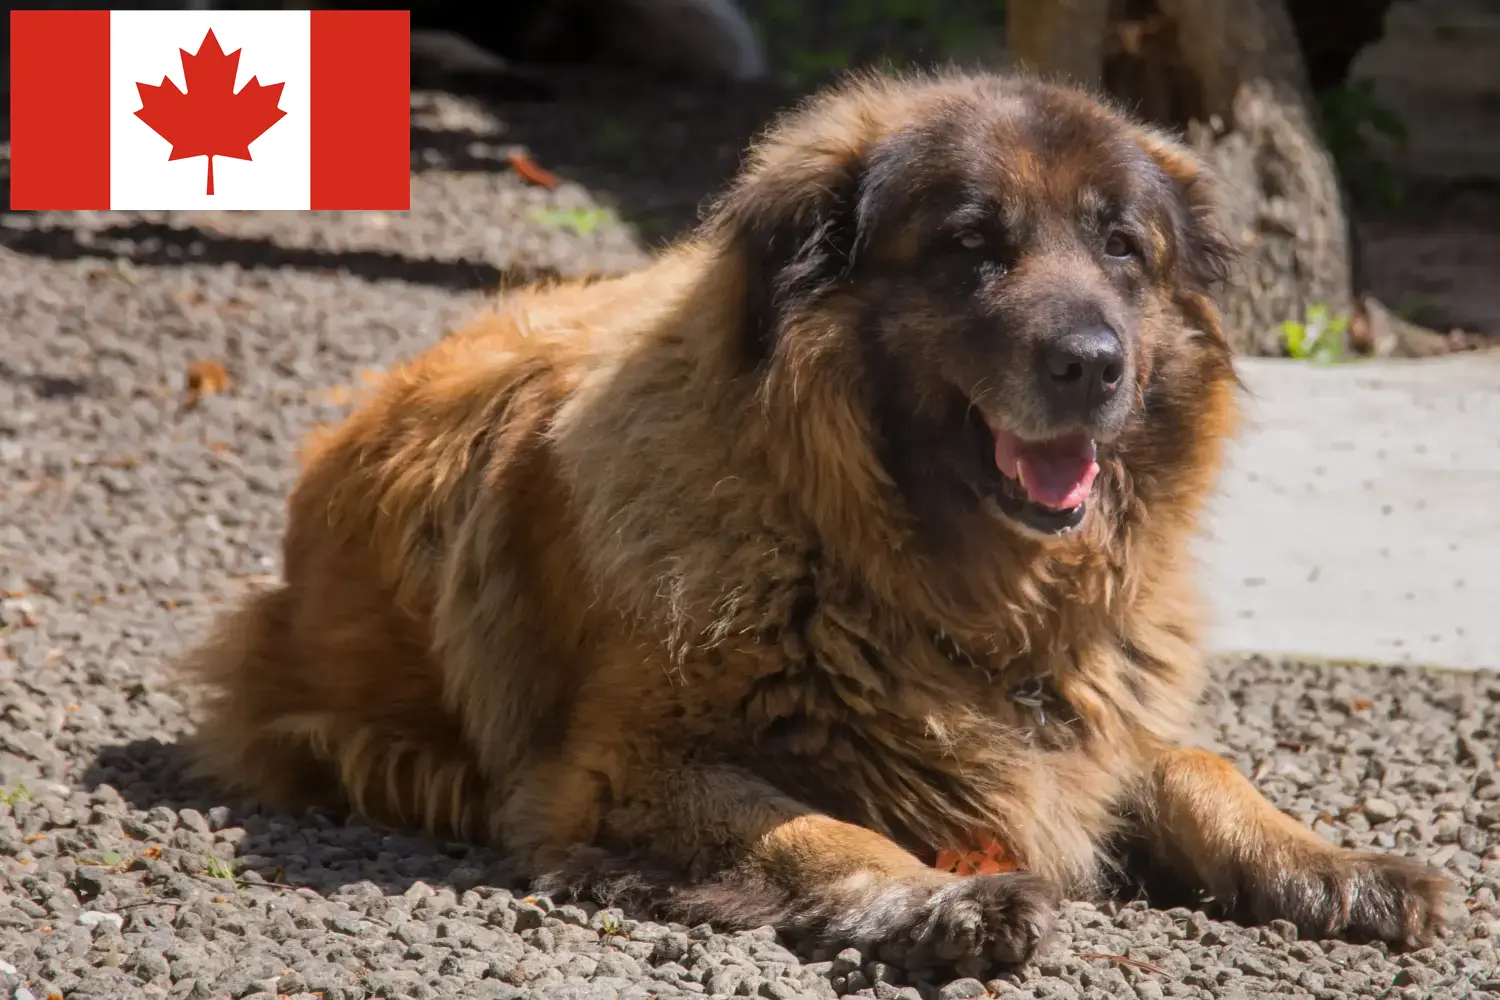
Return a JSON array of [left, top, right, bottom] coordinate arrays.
[[993, 430, 1099, 511]]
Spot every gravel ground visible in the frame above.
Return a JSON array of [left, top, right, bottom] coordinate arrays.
[[2, 76, 1500, 1000]]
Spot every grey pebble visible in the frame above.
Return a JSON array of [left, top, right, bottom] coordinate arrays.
[[937, 978, 987, 999], [75, 910, 124, 932]]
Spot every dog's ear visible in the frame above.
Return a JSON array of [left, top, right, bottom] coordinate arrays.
[[1134, 129, 1237, 296], [1133, 128, 1240, 362], [705, 120, 874, 368]]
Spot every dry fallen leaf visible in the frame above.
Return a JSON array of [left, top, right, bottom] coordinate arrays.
[[141, 844, 162, 860], [1352, 698, 1374, 711], [507, 150, 561, 190], [184, 359, 230, 409]]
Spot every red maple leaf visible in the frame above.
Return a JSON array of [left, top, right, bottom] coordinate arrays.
[[134, 29, 287, 196]]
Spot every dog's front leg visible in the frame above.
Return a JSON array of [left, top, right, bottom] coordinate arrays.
[[515, 761, 1059, 971], [1143, 746, 1452, 947]]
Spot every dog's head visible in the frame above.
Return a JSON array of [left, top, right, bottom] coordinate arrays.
[[707, 70, 1238, 547]]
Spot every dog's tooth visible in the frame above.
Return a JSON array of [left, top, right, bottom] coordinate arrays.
[[1016, 463, 1034, 501]]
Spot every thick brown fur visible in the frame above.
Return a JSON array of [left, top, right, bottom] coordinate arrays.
[[178, 69, 1451, 970]]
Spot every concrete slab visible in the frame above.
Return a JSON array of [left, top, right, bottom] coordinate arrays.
[[1197, 349, 1500, 670]]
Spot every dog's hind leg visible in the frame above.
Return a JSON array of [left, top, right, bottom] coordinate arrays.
[[1141, 747, 1453, 948], [254, 711, 493, 841], [178, 583, 493, 842]]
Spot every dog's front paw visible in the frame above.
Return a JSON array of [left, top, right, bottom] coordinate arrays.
[[910, 872, 1060, 966], [1239, 849, 1453, 949]]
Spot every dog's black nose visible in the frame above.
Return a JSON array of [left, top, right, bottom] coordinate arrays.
[[1040, 326, 1125, 419]]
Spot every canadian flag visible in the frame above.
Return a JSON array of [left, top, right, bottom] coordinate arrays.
[[9, 9, 411, 211]]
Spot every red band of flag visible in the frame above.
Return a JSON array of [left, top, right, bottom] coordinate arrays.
[[9, 8, 410, 211]]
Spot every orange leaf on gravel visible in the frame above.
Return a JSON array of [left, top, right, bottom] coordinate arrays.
[[185, 359, 230, 408], [507, 150, 561, 189]]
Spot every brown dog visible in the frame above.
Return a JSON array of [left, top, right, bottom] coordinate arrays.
[[179, 69, 1451, 970]]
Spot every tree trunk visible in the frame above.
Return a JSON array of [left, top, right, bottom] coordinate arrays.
[[1006, 0, 1112, 90], [1007, 0, 1355, 358]]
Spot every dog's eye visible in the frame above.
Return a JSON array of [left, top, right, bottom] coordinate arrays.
[[957, 230, 986, 250], [1104, 230, 1136, 258]]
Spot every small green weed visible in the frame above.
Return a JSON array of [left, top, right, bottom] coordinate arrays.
[[204, 856, 237, 880], [528, 206, 617, 238], [750, 0, 1008, 89], [1280, 303, 1350, 364], [0, 783, 30, 806], [1317, 79, 1409, 212], [595, 120, 646, 171], [1395, 295, 1440, 326]]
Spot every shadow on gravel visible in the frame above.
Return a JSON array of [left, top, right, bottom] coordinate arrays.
[[0, 221, 558, 293], [0, 360, 97, 400], [82, 737, 528, 899], [410, 67, 796, 246], [81, 735, 1190, 925]]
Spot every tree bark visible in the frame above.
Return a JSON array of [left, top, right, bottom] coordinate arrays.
[[1006, 0, 1112, 90], [1007, 0, 1355, 358]]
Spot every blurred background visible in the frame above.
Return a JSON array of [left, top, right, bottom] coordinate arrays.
[[4, 0, 1500, 357]]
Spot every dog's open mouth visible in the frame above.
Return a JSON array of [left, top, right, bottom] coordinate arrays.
[[971, 411, 1098, 535]]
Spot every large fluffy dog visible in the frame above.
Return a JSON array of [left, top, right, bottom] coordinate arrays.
[[181, 69, 1450, 969]]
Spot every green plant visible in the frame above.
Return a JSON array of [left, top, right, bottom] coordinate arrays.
[[780, 48, 859, 88], [1317, 79, 1409, 212], [204, 856, 236, 880], [749, 0, 1008, 89], [1395, 295, 1439, 326], [1280, 303, 1349, 364], [527, 206, 617, 238], [0, 783, 30, 806], [595, 119, 645, 171]]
